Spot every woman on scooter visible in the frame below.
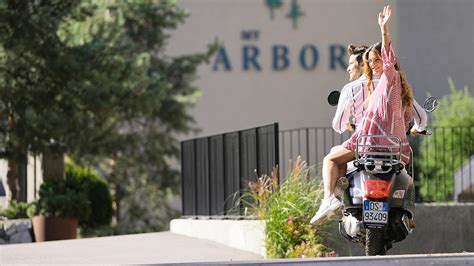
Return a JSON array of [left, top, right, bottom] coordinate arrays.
[[311, 5, 415, 225]]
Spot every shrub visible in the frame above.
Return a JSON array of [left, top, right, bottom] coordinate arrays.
[[66, 161, 114, 228], [242, 157, 335, 258], [30, 176, 91, 223], [29, 160, 113, 230], [0, 200, 31, 219]]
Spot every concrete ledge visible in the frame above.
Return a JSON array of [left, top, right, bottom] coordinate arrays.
[[326, 203, 474, 256], [171, 204, 474, 258], [170, 218, 265, 257]]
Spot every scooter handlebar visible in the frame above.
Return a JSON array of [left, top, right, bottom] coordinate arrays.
[[406, 129, 432, 136], [417, 130, 432, 136]]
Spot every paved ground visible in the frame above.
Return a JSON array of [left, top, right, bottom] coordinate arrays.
[[186, 253, 474, 266], [0, 231, 262, 264], [2, 232, 474, 265]]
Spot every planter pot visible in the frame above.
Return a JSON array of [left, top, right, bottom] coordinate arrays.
[[31, 216, 78, 242]]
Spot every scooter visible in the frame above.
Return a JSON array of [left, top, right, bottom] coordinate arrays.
[[327, 91, 438, 255], [335, 135, 416, 255]]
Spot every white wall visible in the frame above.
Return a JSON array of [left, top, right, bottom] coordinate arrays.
[[168, 0, 397, 137], [0, 160, 7, 208], [26, 154, 43, 202], [0, 153, 43, 208], [170, 218, 266, 256], [167, 0, 473, 140]]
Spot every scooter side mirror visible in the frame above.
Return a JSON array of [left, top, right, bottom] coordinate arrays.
[[423, 96, 438, 112], [328, 90, 340, 106]]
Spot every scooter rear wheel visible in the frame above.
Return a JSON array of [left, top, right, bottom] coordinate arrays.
[[365, 228, 386, 256]]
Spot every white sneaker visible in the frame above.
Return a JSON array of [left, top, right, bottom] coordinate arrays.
[[310, 195, 344, 225]]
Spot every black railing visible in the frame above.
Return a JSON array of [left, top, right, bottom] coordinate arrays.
[[182, 124, 472, 217], [415, 126, 474, 202], [279, 126, 474, 202], [279, 127, 351, 175], [181, 123, 279, 217]]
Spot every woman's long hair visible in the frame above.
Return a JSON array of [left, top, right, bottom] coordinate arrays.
[[363, 42, 413, 110]]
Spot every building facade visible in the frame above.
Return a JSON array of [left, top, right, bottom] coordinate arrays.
[[167, 0, 473, 138]]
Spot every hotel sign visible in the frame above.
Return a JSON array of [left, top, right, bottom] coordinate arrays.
[[211, 0, 348, 72], [212, 31, 348, 72]]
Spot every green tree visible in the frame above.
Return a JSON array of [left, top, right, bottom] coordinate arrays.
[[418, 78, 474, 201], [0, 0, 215, 232]]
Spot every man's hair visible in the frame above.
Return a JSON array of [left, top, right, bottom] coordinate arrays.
[[348, 44, 368, 64]]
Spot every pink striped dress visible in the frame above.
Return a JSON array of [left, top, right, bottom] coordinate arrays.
[[342, 44, 413, 165]]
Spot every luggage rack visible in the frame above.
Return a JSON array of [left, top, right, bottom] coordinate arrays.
[[355, 135, 403, 173]]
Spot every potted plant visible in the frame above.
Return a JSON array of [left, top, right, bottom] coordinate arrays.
[[28, 176, 91, 241]]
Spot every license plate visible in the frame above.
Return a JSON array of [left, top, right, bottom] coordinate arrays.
[[363, 200, 389, 224]]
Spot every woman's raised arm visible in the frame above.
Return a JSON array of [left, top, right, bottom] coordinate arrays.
[[378, 5, 392, 49], [378, 5, 398, 83]]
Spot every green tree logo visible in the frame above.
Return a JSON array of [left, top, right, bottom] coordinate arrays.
[[287, 0, 304, 29], [265, 0, 304, 29], [265, 0, 283, 20]]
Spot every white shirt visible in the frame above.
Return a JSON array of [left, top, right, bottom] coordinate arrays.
[[332, 75, 427, 134]]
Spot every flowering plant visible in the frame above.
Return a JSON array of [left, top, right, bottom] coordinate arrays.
[[242, 156, 336, 258]]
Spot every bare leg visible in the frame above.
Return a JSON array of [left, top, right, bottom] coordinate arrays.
[[327, 145, 348, 195], [330, 145, 349, 178], [322, 146, 355, 198], [310, 146, 355, 225]]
